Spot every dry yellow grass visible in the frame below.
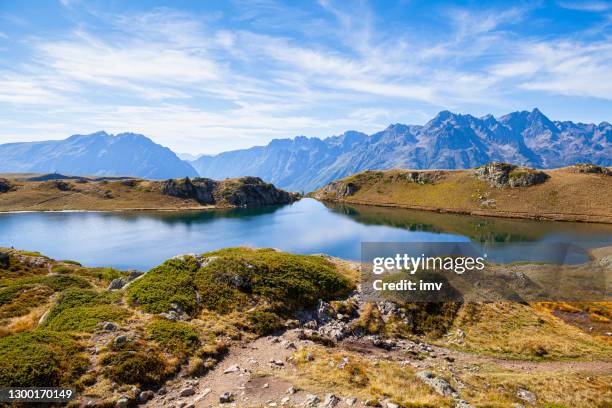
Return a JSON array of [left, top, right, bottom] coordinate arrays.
[[459, 365, 612, 407], [284, 346, 453, 407], [0, 178, 214, 211], [442, 302, 612, 360], [313, 167, 612, 223]]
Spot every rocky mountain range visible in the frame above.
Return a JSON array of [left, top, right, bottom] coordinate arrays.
[[0, 131, 197, 179], [191, 109, 611, 192], [0, 109, 609, 190]]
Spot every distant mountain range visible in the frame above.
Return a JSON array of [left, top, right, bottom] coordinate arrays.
[[0, 109, 609, 190], [191, 109, 611, 191], [0, 131, 197, 179]]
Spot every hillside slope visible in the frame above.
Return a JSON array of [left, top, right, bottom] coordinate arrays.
[[1, 248, 610, 407], [312, 163, 612, 223], [0, 132, 198, 179], [0, 175, 298, 211], [192, 109, 611, 192]]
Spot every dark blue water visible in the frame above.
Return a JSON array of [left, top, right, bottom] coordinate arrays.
[[0, 198, 611, 270]]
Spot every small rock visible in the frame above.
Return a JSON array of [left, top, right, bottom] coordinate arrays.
[[416, 371, 458, 398], [305, 353, 314, 362], [345, 397, 357, 406], [270, 359, 284, 366], [179, 387, 196, 397], [386, 402, 399, 408], [263, 383, 269, 388], [185, 405, 195, 408], [157, 387, 167, 395], [139, 390, 155, 403], [321, 394, 340, 407], [108, 278, 126, 290], [115, 396, 129, 408], [364, 399, 382, 407], [337, 357, 349, 369], [517, 388, 536, 405], [455, 400, 475, 408], [113, 335, 128, 345], [100, 321, 118, 331], [281, 396, 290, 405], [287, 386, 297, 394], [284, 341, 297, 350], [219, 392, 234, 403], [224, 364, 240, 373], [303, 394, 320, 407]]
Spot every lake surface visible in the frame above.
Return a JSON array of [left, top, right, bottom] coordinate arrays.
[[1, 198, 611, 270]]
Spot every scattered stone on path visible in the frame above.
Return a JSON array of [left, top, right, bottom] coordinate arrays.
[[345, 397, 357, 406], [321, 394, 340, 407], [303, 394, 320, 407], [305, 353, 314, 361], [138, 390, 155, 403], [224, 364, 240, 374], [286, 386, 297, 395], [219, 392, 234, 403], [179, 387, 196, 397], [270, 359, 284, 366], [115, 396, 129, 408], [263, 383, 269, 388]]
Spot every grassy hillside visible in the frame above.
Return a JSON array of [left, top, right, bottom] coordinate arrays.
[[312, 163, 612, 223], [0, 174, 299, 212], [0, 247, 610, 406]]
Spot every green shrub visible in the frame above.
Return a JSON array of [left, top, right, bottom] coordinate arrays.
[[44, 304, 128, 332], [127, 257, 201, 314], [147, 318, 200, 356], [73, 267, 127, 286], [0, 285, 54, 318], [127, 248, 353, 318], [42, 289, 127, 332], [246, 311, 283, 335], [0, 330, 88, 386], [51, 265, 73, 274], [102, 351, 168, 386]]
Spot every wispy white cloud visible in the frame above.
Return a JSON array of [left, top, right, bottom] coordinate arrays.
[[0, 1, 611, 152]]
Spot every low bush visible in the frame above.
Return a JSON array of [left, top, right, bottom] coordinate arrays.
[[0, 330, 88, 386], [128, 248, 353, 318], [147, 318, 200, 356], [42, 289, 127, 332], [101, 351, 168, 386], [246, 310, 283, 335]]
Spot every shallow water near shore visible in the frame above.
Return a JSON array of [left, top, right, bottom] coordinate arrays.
[[0, 198, 611, 270]]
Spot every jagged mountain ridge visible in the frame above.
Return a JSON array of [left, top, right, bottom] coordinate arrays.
[[0, 131, 198, 179], [191, 109, 611, 192]]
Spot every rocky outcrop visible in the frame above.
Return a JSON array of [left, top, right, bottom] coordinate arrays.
[[216, 176, 299, 207], [0, 178, 13, 193], [397, 170, 447, 184], [160, 177, 216, 204], [568, 163, 611, 175], [160, 176, 299, 207], [314, 181, 359, 200], [473, 162, 549, 188]]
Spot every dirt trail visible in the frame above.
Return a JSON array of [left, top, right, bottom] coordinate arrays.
[[145, 329, 611, 408]]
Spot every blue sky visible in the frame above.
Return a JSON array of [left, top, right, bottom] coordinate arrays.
[[0, 0, 611, 154]]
